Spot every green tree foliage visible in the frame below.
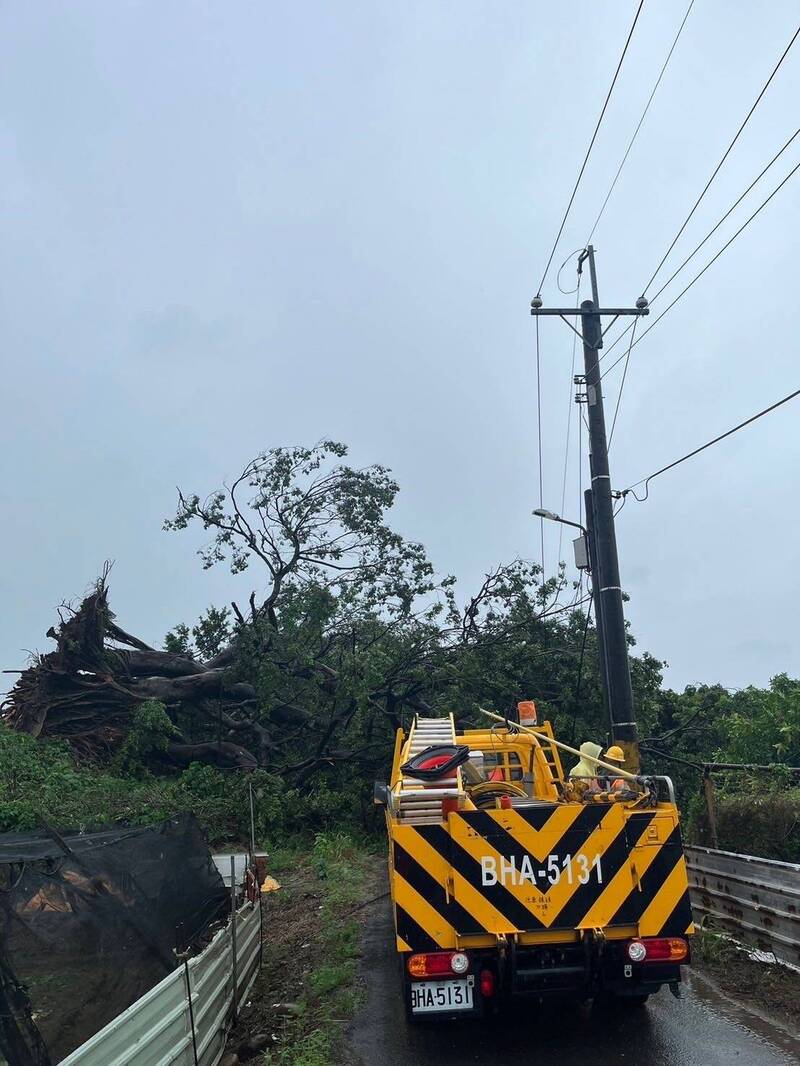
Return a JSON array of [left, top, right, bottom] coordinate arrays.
[[5, 440, 797, 859], [163, 441, 445, 620], [164, 607, 232, 661], [113, 700, 179, 775], [641, 675, 800, 858], [161, 441, 665, 824]]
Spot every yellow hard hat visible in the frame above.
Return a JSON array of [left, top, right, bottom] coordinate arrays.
[[605, 745, 625, 764]]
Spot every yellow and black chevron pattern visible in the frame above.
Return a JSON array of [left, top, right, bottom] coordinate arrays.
[[390, 804, 693, 953]]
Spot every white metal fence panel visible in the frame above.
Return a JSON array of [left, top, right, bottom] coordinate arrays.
[[235, 901, 262, 1004], [59, 902, 262, 1066], [686, 844, 800, 967], [212, 854, 248, 889], [59, 966, 192, 1066], [187, 915, 235, 1066]]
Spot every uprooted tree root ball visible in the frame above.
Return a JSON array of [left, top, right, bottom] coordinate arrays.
[[2, 572, 262, 771]]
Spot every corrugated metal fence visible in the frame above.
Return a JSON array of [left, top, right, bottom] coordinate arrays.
[[685, 844, 800, 967], [59, 900, 261, 1066]]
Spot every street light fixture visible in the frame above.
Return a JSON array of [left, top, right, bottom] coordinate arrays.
[[532, 509, 590, 570], [532, 508, 586, 536]]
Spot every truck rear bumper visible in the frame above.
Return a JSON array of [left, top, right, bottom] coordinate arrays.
[[401, 939, 688, 1018], [511, 939, 685, 999]]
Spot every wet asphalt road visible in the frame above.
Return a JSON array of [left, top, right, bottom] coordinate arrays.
[[349, 877, 800, 1066]]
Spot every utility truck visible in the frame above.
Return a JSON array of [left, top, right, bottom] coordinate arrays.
[[377, 707, 693, 1019]]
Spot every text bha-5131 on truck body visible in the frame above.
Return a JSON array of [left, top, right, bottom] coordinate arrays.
[[376, 707, 693, 1019]]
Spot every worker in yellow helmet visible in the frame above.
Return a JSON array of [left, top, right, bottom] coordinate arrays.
[[601, 745, 627, 792]]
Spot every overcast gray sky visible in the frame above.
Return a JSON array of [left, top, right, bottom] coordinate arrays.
[[2, 1, 799, 693]]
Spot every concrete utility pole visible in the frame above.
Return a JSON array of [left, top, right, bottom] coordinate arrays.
[[531, 245, 648, 771], [583, 487, 610, 723]]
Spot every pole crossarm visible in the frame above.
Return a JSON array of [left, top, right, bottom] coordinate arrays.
[[533, 303, 649, 349], [530, 307, 650, 316]]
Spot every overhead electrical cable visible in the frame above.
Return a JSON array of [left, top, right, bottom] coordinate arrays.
[[569, 600, 594, 745], [648, 124, 800, 303], [600, 122, 800, 363], [600, 154, 800, 380], [621, 385, 800, 501], [606, 317, 638, 448], [640, 20, 800, 296], [535, 315, 545, 577], [586, 0, 695, 244], [577, 386, 584, 598], [535, 0, 646, 297], [542, 278, 583, 615], [556, 248, 586, 295], [558, 277, 582, 569]]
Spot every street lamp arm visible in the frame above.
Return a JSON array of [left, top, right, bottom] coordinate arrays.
[[532, 508, 587, 537]]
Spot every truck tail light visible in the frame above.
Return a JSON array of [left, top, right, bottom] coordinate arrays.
[[627, 937, 688, 963], [407, 951, 470, 978], [480, 968, 495, 998]]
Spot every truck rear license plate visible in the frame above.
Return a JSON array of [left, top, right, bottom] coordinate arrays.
[[410, 979, 473, 1013]]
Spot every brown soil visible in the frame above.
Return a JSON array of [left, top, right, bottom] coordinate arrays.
[[226, 862, 323, 1056], [692, 932, 800, 1032], [224, 853, 383, 1062]]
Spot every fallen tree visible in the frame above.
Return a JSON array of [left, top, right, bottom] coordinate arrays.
[[2, 442, 640, 787], [1, 442, 452, 774], [1, 573, 264, 769]]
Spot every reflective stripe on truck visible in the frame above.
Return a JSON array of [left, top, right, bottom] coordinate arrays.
[[391, 804, 693, 951]]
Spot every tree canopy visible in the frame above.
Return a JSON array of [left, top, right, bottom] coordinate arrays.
[[2, 440, 798, 855]]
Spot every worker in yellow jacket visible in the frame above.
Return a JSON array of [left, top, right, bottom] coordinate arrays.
[[569, 741, 603, 794]]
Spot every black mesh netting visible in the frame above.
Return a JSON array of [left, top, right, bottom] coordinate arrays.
[[0, 814, 229, 1066]]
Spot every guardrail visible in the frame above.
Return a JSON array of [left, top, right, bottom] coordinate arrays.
[[685, 844, 800, 967], [59, 900, 261, 1066]]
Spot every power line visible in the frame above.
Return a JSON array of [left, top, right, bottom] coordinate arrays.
[[621, 385, 800, 501], [577, 384, 584, 598], [556, 248, 586, 295], [535, 0, 646, 297], [600, 122, 800, 364], [558, 278, 582, 568], [601, 154, 800, 380], [569, 599, 594, 745], [586, 0, 695, 244], [648, 125, 800, 306], [535, 315, 545, 576], [641, 20, 800, 296], [607, 317, 638, 448], [640, 745, 705, 771]]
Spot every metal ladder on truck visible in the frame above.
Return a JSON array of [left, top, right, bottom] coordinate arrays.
[[395, 715, 462, 825]]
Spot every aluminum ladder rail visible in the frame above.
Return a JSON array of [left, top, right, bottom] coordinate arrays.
[[396, 714, 463, 824]]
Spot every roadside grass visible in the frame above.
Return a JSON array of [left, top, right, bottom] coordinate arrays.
[[691, 926, 800, 1029], [259, 831, 379, 1066]]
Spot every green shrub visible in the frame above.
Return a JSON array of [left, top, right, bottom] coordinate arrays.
[[112, 700, 177, 775], [688, 779, 800, 862], [0, 725, 284, 846]]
